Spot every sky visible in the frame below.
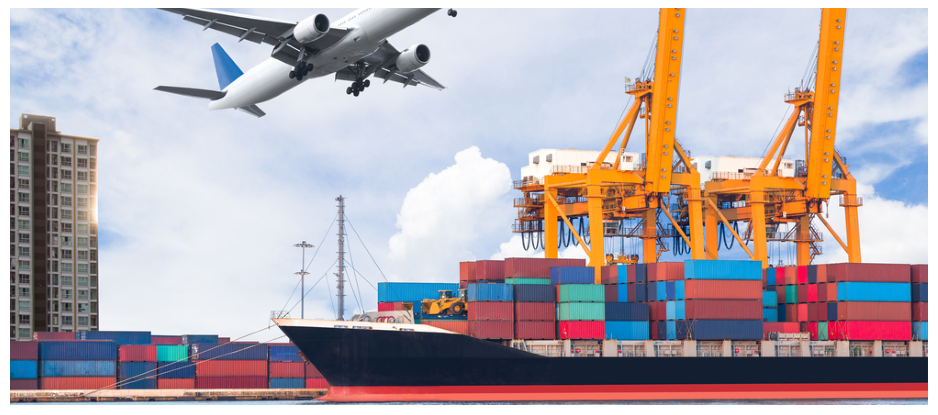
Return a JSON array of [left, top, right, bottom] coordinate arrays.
[[7, 7, 929, 341]]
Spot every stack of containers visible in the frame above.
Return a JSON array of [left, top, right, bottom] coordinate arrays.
[[151, 335, 184, 345], [182, 334, 219, 345], [268, 343, 305, 389], [475, 260, 506, 283], [601, 265, 619, 303], [117, 344, 157, 389], [377, 282, 460, 312], [304, 361, 329, 389], [504, 258, 586, 282], [556, 267, 604, 340], [40, 340, 118, 390], [156, 342, 194, 389], [826, 263, 912, 341], [513, 282, 556, 340], [647, 262, 685, 340], [763, 266, 801, 338], [604, 302, 650, 340], [763, 291, 778, 322], [77, 331, 151, 345], [190, 342, 268, 389], [911, 264, 928, 341], [34, 332, 76, 340], [420, 320, 470, 335], [467, 283, 514, 339], [11, 341, 39, 390], [679, 260, 763, 340], [459, 261, 476, 289]]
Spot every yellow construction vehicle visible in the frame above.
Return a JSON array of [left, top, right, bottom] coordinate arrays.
[[421, 289, 468, 316]]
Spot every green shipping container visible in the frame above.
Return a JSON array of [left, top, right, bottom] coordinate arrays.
[[818, 322, 828, 341], [559, 302, 605, 321], [558, 285, 604, 303], [785, 286, 798, 304], [156, 345, 189, 362], [504, 278, 552, 285]]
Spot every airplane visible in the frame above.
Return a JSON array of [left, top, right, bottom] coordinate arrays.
[[155, 8, 456, 118]]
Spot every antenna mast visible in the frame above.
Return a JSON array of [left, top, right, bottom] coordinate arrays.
[[336, 196, 346, 321]]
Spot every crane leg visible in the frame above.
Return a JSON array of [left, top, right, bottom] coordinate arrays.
[[544, 187, 559, 259], [751, 191, 769, 268], [642, 206, 658, 264], [844, 196, 862, 263], [686, 188, 705, 260], [587, 184, 605, 282], [704, 195, 719, 259], [796, 215, 811, 266]]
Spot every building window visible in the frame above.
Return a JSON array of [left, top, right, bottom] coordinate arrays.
[[17, 165, 29, 176], [77, 264, 88, 274], [61, 170, 71, 180], [77, 171, 87, 181], [77, 184, 87, 194], [17, 220, 28, 230], [19, 139, 28, 148], [62, 276, 72, 286], [18, 328, 30, 339], [61, 263, 72, 273], [77, 224, 88, 234], [62, 210, 72, 220], [62, 250, 72, 259], [18, 178, 28, 189], [77, 237, 88, 247], [77, 277, 88, 286], [61, 236, 71, 246], [18, 206, 29, 216], [77, 211, 87, 221], [18, 246, 29, 257], [18, 233, 29, 243], [78, 303, 89, 313], [78, 290, 88, 300], [78, 316, 89, 326], [62, 223, 72, 233], [77, 250, 88, 260], [51, 167, 58, 179], [17, 152, 28, 162], [19, 314, 30, 324], [62, 315, 72, 325], [62, 302, 72, 312], [61, 157, 72, 167], [61, 143, 71, 153], [61, 183, 71, 192], [18, 261, 29, 271], [18, 192, 29, 202], [90, 276, 97, 287], [77, 145, 87, 155], [18, 287, 30, 297], [90, 290, 97, 300], [18, 300, 29, 311], [18, 274, 29, 284], [77, 159, 88, 168], [51, 275, 58, 285], [61, 197, 72, 207], [77, 198, 86, 208]]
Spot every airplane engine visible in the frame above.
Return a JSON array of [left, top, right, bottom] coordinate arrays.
[[295, 14, 330, 43], [395, 44, 431, 73]]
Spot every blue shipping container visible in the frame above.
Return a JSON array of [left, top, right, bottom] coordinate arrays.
[[157, 361, 196, 379], [635, 264, 646, 283], [76, 331, 151, 345], [182, 334, 218, 344], [666, 321, 677, 340], [912, 322, 928, 341], [617, 264, 630, 284], [617, 285, 628, 303], [778, 304, 787, 322], [636, 283, 647, 303], [119, 377, 157, 390], [270, 378, 306, 389], [10, 360, 38, 379], [378, 282, 461, 303], [684, 320, 763, 340], [467, 283, 513, 302], [763, 291, 778, 308], [604, 302, 649, 321], [836, 282, 911, 302], [656, 281, 667, 302], [513, 284, 555, 303], [763, 308, 778, 322], [605, 321, 650, 340], [647, 282, 657, 302], [666, 281, 676, 301], [912, 284, 928, 302], [807, 265, 818, 284], [684, 260, 762, 280], [42, 360, 116, 377], [550, 266, 594, 285], [119, 362, 157, 389], [766, 272, 776, 286], [675, 280, 685, 300], [40, 341, 117, 360], [665, 301, 686, 321], [190, 343, 267, 361], [827, 302, 838, 322], [268, 345, 303, 362]]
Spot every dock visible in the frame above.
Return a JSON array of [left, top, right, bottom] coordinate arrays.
[[10, 388, 327, 403]]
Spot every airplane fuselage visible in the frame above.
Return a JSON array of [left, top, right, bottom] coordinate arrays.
[[208, 8, 439, 111]]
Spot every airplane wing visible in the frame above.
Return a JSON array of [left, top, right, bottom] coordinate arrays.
[[159, 8, 351, 66], [335, 41, 445, 90]]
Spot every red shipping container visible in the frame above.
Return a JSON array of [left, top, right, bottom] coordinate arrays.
[[468, 302, 513, 321], [817, 283, 827, 303], [150, 336, 184, 345], [775, 285, 786, 304], [627, 265, 636, 283], [195, 360, 267, 377], [656, 302, 667, 321], [467, 262, 478, 282], [158, 378, 195, 389], [807, 303, 820, 322], [469, 321, 513, 339], [459, 261, 473, 283], [646, 262, 685, 282], [796, 266, 808, 285], [269, 362, 304, 378], [305, 363, 323, 379], [601, 266, 618, 284], [11, 379, 39, 390], [475, 260, 505, 281], [514, 321, 556, 340], [784, 267, 796, 285], [648, 302, 657, 321], [763, 322, 801, 339], [796, 285, 807, 303], [10, 340, 39, 360], [559, 321, 604, 340], [196, 376, 267, 389], [650, 321, 658, 340], [807, 322, 818, 340], [33, 332, 75, 341], [785, 304, 797, 322], [775, 267, 786, 285], [684, 280, 762, 300], [807, 284, 818, 303], [627, 285, 636, 303], [514, 302, 555, 321], [911, 264, 928, 284], [218, 338, 231, 344], [604, 285, 618, 302], [834, 302, 912, 321], [826, 283, 838, 302], [828, 321, 912, 341], [421, 320, 470, 335], [119, 345, 157, 362], [827, 263, 911, 283], [762, 269, 768, 289], [41, 377, 116, 390], [306, 378, 329, 389], [459, 280, 468, 289], [912, 302, 927, 321], [816, 264, 828, 283], [684, 300, 762, 320], [377, 302, 410, 312], [797, 304, 808, 322]]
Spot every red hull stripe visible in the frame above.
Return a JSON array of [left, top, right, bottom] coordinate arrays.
[[320, 383, 927, 402]]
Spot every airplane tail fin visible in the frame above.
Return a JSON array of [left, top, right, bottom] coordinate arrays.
[[211, 43, 244, 90]]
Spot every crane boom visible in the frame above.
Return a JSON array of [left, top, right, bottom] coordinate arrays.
[[806, 8, 847, 200], [646, 9, 686, 194]]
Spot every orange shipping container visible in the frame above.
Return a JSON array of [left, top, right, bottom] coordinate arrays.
[[797, 304, 808, 322], [41, 377, 116, 390], [826, 283, 838, 302], [269, 362, 304, 378], [784, 267, 797, 285], [835, 302, 913, 321], [157, 378, 195, 389], [647, 262, 684, 282], [195, 360, 266, 377], [683, 280, 762, 300], [420, 320, 470, 335], [816, 264, 828, 283]]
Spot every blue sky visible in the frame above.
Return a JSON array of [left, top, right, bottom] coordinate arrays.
[[8, 8, 928, 340]]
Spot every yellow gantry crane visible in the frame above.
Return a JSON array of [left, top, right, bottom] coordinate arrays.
[[513, 9, 706, 281], [703, 8, 861, 268]]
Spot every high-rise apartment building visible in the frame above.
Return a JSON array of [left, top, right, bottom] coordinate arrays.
[[10, 114, 99, 339]]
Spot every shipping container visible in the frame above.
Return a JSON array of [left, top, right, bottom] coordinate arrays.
[[156, 361, 196, 378], [827, 301, 913, 321], [775, 267, 786, 286], [514, 302, 556, 321], [467, 301, 514, 321], [763, 322, 801, 339], [797, 304, 808, 322], [808, 284, 818, 303], [683, 280, 762, 300], [475, 260, 505, 281], [911, 264, 928, 284], [269, 378, 305, 389], [551, 266, 595, 284], [420, 320, 470, 335], [150, 336, 184, 345], [827, 263, 912, 283], [806, 322, 818, 341], [190, 343, 267, 361], [807, 265, 818, 284], [647, 281, 657, 302], [155, 345, 189, 363], [39, 341, 118, 361], [775, 285, 786, 304], [218, 337, 231, 344], [468, 321, 513, 339], [675, 280, 685, 300], [818, 283, 828, 303], [647, 262, 685, 281], [195, 360, 267, 377], [604, 284, 618, 303], [656, 281, 667, 301], [912, 283, 928, 302], [649, 321, 658, 340], [601, 265, 619, 284], [817, 321, 829, 341], [683, 319, 763, 340], [827, 321, 911, 341], [505, 278, 552, 285], [559, 302, 605, 321], [33, 332, 75, 341], [766, 269, 776, 286], [628, 285, 637, 303], [513, 284, 555, 302], [683, 299, 762, 320], [797, 285, 807, 303], [459, 261, 474, 283], [42, 361, 116, 377], [504, 257, 585, 278], [635, 264, 647, 283], [684, 260, 761, 281], [119, 345, 157, 362], [119, 377, 157, 390], [76, 331, 151, 345], [604, 302, 649, 321], [635, 283, 647, 303], [835, 282, 911, 302], [41, 377, 116, 390], [514, 321, 556, 340], [826, 282, 838, 302], [269, 362, 305, 378], [10, 340, 39, 360], [763, 291, 778, 308], [11, 379, 39, 390], [467, 283, 513, 302], [558, 284, 604, 302], [196, 376, 267, 389], [912, 322, 928, 341], [181, 334, 218, 345], [377, 282, 460, 303], [777, 304, 787, 322], [559, 321, 604, 340], [785, 285, 798, 304], [913, 302, 927, 321], [655, 302, 666, 321], [763, 308, 778, 322], [784, 267, 796, 285], [807, 303, 821, 322], [306, 378, 329, 389], [305, 363, 323, 379], [616, 264, 632, 284], [796, 266, 807, 285], [665, 301, 686, 320], [268, 345, 303, 362], [10, 360, 38, 379], [157, 378, 194, 389], [119, 362, 157, 389], [605, 321, 650, 340]]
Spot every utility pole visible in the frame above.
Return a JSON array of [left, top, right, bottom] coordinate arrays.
[[336, 196, 346, 321], [293, 241, 314, 319]]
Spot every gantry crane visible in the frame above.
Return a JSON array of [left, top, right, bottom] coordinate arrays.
[[513, 8, 706, 281], [703, 8, 860, 268]]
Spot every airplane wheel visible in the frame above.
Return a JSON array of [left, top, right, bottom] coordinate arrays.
[[289, 71, 295, 79], [353, 90, 359, 97], [363, 79, 371, 88], [448, 8, 457, 17], [346, 87, 352, 94]]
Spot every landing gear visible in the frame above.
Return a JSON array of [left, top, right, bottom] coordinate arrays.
[[346, 78, 371, 97], [291, 61, 312, 81], [447, 8, 457, 17]]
